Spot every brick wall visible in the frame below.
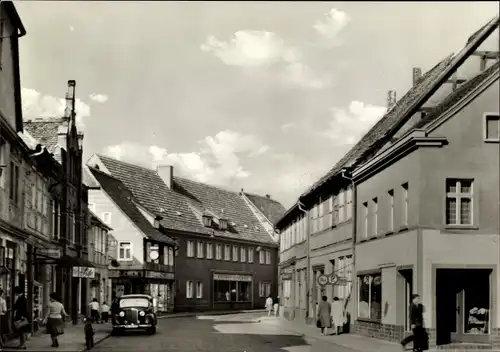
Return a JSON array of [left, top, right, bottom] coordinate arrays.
[[354, 319, 408, 342]]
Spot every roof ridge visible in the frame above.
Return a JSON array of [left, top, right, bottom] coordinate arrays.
[[87, 165, 124, 183]]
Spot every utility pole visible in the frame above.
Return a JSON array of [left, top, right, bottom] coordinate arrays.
[[297, 200, 310, 322]]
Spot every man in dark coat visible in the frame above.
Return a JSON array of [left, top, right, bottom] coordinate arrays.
[[401, 294, 428, 352], [13, 286, 28, 349]]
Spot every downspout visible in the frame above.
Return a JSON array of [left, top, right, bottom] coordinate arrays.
[[297, 200, 310, 322], [341, 168, 356, 332]]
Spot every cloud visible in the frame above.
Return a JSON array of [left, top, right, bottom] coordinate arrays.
[[69, 26, 75, 32], [323, 100, 386, 145], [201, 31, 329, 90], [89, 93, 109, 103], [312, 8, 351, 47], [102, 129, 270, 186], [280, 122, 297, 132], [21, 87, 90, 130]]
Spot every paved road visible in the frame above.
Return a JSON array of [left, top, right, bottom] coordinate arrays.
[[93, 312, 358, 352]]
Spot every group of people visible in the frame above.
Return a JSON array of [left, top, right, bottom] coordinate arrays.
[[316, 296, 346, 336], [265, 295, 280, 317], [88, 298, 110, 324]]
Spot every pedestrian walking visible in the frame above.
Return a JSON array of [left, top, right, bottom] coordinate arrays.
[[401, 294, 428, 352], [101, 302, 110, 323], [330, 296, 344, 335], [0, 289, 6, 351], [43, 292, 67, 348], [13, 286, 28, 350], [317, 296, 331, 336], [89, 298, 100, 323], [265, 296, 273, 316], [273, 296, 280, 317]]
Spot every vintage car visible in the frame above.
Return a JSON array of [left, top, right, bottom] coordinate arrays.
[[112, 294, 157, 334]]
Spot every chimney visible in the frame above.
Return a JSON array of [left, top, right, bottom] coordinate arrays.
[[412, 67, 422, 86], [157, 165, 173, 189], [77, 132, 84, 149], [265, 194, 270, 199], [387, 90, 397, 111], [64, 80, 76, 123], [57, 124, 68, 151]]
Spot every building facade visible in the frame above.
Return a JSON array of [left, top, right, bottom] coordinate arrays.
[[275, 15, 499, 350], [86, 154, 284, 312]]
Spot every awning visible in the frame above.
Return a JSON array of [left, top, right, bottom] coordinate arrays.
[[58, 255, 96, 268]]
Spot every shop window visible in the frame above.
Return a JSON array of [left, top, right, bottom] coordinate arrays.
[[186, 281, 193, 299], [196, 281, 203, 299], [214, 279, 251, 302], [357, 274, 382, 321]]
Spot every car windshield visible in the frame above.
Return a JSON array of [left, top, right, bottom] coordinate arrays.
[[119, 298, 149, 308]]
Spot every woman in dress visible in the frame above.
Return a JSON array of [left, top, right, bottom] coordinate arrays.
[[43, 293, 67, 347], [330, 296, 344, 335], [265, 296, 273, 317], [317, 296, 331, 336]]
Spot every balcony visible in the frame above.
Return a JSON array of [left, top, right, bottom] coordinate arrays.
[[144, 262, 174, 273]]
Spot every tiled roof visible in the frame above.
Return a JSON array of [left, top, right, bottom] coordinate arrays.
[[23, 119, 63, 153], [83, 166, 100, 188], [413, 60, 499, 130], [300, 15, 499, 199], [88, 166, 175, 245], [95, 155, 279, 246], [244, 193, 286, 225]]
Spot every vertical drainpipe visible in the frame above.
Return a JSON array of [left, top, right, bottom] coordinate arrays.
[[341, 168, 356, 332], [297, 200, 309, 322]]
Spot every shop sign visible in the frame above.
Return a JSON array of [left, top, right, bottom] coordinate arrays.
[[114, 270, 144, 278], [72, 267, 96, 278], [281, 273, 292, 280], [37, 248, 61, 259], [213, 273, 252, 282], [317, 274, 328, 286], [281, 267, 294, 275], [145, 271, 174, 280]]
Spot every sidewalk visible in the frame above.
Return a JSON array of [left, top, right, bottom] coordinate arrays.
[[258, 317, 500, 352], [3, 323, 111, 352]]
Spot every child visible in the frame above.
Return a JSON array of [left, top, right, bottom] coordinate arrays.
[[84, 317, 95, 350]]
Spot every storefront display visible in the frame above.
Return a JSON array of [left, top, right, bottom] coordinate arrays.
[[213, 273, 252, 303]]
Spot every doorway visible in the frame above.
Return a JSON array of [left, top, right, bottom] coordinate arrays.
[[436, 268, 492, 345]]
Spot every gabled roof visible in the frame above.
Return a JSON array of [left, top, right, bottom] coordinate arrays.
[[88, 166, 175, 246], [89, 209, 112, 231], [243, 192, 286, 225], [413, 60, 499, 131], [300, 15, 499, 201], [92, 154, 279, 246], [23, 119, 63, 153]]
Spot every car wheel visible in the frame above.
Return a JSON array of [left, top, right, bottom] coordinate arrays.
[[147, 326, 156, 334]]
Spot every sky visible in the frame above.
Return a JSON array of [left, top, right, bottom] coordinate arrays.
[[16, 1, 498, 208]]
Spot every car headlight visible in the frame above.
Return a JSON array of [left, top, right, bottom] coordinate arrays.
[[139, 311, 145, 317], [119, 311, 125, 317]]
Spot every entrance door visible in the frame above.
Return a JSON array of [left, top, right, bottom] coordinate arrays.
[[436, 269, 491, 345]]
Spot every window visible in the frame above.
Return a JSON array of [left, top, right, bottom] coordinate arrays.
[[338, 190, 345, 222], [240, 247, 246, 262], [357, 274, 382, 321], [206, 243, 213, 259], [196, 281, 203, 299], [446, 179, 473, 225], [224, 245, 231, 261], [248, 248, 254, 263], [168, 247, 174, 266], [265, 250, 271, 265], [215, 244, 222, 260], [118, 242, 132, 260], [186, 281, 193, 299], [388, 190, 394, 232], [259, 282, 271, 298], [283, 280, 291, 298], [484, 114, 500, 141], [88, 203, 96, 213], [346, 187, 353, 220], [102, 212, 111, 225], [402, 183, 409, 226], [187, 240, 194, 257], [197, 241, 204, 258], [259, 250, 265, 264], [214, 279, 251, 302], [0, 138, 6, 188], [232, 246, 238, 262], [9, 162, 19, 205], [362, 202, 368, 239], [372, 197, 378, 236]]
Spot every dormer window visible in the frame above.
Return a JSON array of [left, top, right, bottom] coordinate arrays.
[[219, 219, 228, 231], [202, 215, 213, 227]]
